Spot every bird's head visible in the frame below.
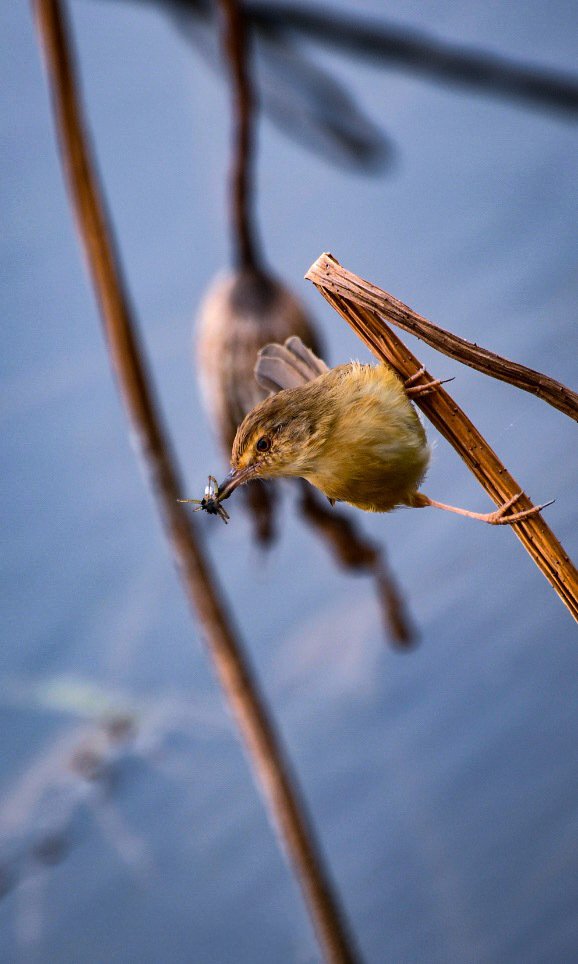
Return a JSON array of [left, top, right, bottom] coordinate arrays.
[[216, 384, 330, 502]]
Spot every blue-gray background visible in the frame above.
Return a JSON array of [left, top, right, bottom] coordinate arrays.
[[1, 1, 577, 961]]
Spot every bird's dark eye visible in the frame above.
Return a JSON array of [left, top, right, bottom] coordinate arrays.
[[256, 436, 271, 452]]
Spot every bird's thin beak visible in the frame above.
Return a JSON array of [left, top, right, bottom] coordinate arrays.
[[216, 467, 254, 502]]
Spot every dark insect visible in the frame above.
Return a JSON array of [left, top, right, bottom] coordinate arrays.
[[178, 476, 230, 524]]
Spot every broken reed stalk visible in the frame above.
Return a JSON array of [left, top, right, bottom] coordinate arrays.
[[307, 255, 578, 423], [33, 5, 359, 961], [218, 0, 261, 271], [306, 254, 578, 622]]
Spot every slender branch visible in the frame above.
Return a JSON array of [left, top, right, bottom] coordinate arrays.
[[33, 5, 359, 960], [306, 255, 578, 423], [307, 254, 578, 623], [218, 0, 261, 271]]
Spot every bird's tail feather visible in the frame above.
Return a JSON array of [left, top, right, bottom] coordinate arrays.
[[255, 336, 328, 394]]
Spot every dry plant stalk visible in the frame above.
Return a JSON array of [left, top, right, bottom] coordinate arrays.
[[33, 4, 359, 961], [307, 255, 578, 422], [306, 253, 578, 622], [218, 0, 261, 270]]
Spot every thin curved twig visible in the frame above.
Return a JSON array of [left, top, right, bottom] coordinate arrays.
[[307, 255, 578, 423], [33, 5, 359, 961], [307, 253, 578, 622]]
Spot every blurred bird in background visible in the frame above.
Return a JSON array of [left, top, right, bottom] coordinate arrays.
[[197, 271, 323, 542]]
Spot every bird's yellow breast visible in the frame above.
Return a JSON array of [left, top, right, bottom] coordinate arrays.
[[304, 363, 430, 512]]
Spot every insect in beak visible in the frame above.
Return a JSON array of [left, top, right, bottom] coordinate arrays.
[[215, 466, 255, 502], [177, 476, 231, 523], [178, 466, 258, 524]]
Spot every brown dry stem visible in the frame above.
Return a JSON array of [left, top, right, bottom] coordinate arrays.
[[306, 253, 578, 622], [218, 0, 261, 272], [308, 254, 578, 423], [33, 5, 358, 961]]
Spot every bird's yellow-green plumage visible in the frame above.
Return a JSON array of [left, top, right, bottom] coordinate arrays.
[[198, 338, 548, 529], [231, 361, 430, 512]]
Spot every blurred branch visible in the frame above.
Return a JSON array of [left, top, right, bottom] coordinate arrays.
[[298, 482, 415, 648], [32, 4, 359, 960], [248, 2, 578, 117], [218, 0, 261, 270], [307, 253, 578, 622], [307, 256, 578, 423]]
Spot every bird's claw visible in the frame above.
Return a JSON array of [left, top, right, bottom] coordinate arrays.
[[404, 367, 454, 398], [484, 491, 554, 526]]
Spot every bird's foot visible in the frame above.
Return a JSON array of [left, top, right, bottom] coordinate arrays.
[[479, 492, 554, 526], [415, 490, 554, 525], [404, 367, 454, 398]]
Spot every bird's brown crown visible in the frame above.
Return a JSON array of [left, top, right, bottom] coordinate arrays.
[[231, 373, 340, 479]]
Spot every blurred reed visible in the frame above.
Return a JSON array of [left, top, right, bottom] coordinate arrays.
[[248, 1, 578, 116]]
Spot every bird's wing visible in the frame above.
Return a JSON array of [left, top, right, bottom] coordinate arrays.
[[255, 337, 329, 393]]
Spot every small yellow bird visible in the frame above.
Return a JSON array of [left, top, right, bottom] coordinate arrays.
[[193, 337, 549, 526]]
